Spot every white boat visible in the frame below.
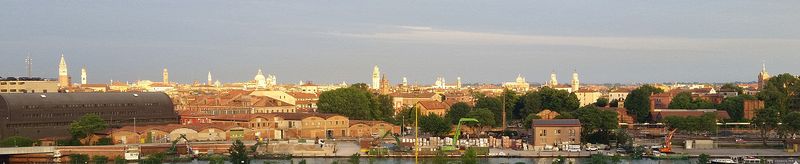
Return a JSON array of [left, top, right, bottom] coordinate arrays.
[[710, 158, 736, 164]]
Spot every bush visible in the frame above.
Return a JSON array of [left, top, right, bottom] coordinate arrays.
[[0, 136, 35, 147], [93, 155, 109, 164], [114, 156, 126, 164], [698, 154, 710, 164], [69, 154, 90, 164], [139, 153, 164, 164], [461, 148, 477, 164], [58, 138, 83, 146]]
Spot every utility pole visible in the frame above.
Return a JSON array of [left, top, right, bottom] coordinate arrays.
[[414, 107, 419, 164], [501, 93, 507, 131]]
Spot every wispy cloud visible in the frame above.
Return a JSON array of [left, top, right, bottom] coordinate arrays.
[[328, 26, 800, 52]]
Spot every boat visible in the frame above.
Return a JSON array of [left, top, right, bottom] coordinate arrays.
[[709, 158, 736, 164]]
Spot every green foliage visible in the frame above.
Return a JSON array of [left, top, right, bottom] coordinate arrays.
[[348, 153, 360, 164], [93, 155, 109, 164], [517, 87, 580, 115], [516, 92, 543, 119], [502, 89, 520, 120], [229, 140, 250, 164], [299, 159, 307, 164], [113, 156, 125, 164], [752, 107, 781, 146], [625, 85, 664, 122], [575, 106, 619, 144], [208, 154, 226, 164], [523, 114, 541, 129], [393, 107, 418, 128], [57, 138, 83, 146], [698, 154, 710, 164], [0, 136, 35, 147], [668, 92, 717, 109], [95, 137, 113, 145], [554, 112, 575, 119], [662, 113, 718, 134], [757, 73, 800, 111], [467, 108, 496, 133], [419, 114, 453, 136], [475, 95, 503, 127], [69, 114, 109, 145], [70, 154, 90, 164], [595, 97, 609, 107], [461, 148, 477, 164], [719, 95, 757, 121], [445, 102, 472, 124], [720, 83, 744, 95], [318, 86, 395, 121], [782, 112, 800, 138], [609, 99, 619, 108]]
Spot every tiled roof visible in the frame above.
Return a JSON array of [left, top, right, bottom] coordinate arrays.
[[532, 119, 581, 127], [417, 100, 448, 110]]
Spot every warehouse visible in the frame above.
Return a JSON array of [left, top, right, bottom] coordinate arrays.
[[0, 92, 179, 139]]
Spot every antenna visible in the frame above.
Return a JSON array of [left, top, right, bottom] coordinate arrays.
[[25, 52, 32, 78]]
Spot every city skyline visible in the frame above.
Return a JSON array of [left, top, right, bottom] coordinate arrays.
[[0, 54, 783, 85], [2, 1, 800, 84]]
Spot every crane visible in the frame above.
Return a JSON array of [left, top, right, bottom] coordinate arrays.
[[167, 134, 196, 157], [441, 118, 479, 152], [659, 129, 677, 153]]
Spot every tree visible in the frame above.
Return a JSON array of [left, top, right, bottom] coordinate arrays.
[[501, 89, 520, 121], [575, 107, 619, 144], [466, 108, 496, 134], [609, 99, 619, 108], [720, 83, 744, 95], [419, 114, 452, 136], [228, 140, 250, 164], [595, 97, 609, 107], [318, 85, 395, 121], [757, 73, 800, 111], [752, 107, 780, 146], [475, 96, 503, 127], [0, 136, 35, 147], [69, 114, 109, 145], [781, 112, 800, 138], [719, 95, 757, 121], [662, 113, 718, 134], [516, 92, 543, 119], [668, 92, 694, 109], [445, 102, 472, 124], [95, 137, 113, 145], [523, 114, 541, 130], [537, 87, 580, 113], [625, 85, 664, 122]]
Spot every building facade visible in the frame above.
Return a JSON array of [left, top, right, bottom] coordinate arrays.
[[0, 92, 180, 139], [531, 119, 581, 150]]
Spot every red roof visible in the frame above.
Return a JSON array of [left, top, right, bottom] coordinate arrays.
[[417, 100, 448, 110]]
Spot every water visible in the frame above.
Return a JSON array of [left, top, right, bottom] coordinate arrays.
[[178, 158, 696, 164]]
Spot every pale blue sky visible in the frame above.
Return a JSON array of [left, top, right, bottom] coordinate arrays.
[[1, 1, 799, 84]]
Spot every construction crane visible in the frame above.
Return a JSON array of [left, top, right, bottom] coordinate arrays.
[[167, 134, 196, 157], [371, 130, 410, 152], [441, 118, 479, 152], [659, 129, 677, 153]]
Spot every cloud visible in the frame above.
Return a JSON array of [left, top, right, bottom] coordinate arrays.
[[327, 26, 800, 52]]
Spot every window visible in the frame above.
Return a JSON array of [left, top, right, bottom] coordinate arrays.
[[556, 129, 561, 135], [540, 129, 546, 136]]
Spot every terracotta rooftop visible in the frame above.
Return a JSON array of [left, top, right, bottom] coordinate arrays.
[[532, 119, 581, 127]]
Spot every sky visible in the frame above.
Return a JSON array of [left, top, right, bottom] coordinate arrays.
[[1, 1, 799, 85]]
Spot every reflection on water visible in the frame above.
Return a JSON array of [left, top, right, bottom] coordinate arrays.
[[177, 158, 696, 164]]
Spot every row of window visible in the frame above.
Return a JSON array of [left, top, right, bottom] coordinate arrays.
[[0, 82, 26, 85], [22, 103, 160, 110], [539, 129, 577, 136], [0, 89, 48, 93]]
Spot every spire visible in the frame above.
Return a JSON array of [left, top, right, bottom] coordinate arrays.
[[58, 53, 70, 87], [81, 65, 87, 85], [762, 60, 767, 72], [207, 71, 213, 85]]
